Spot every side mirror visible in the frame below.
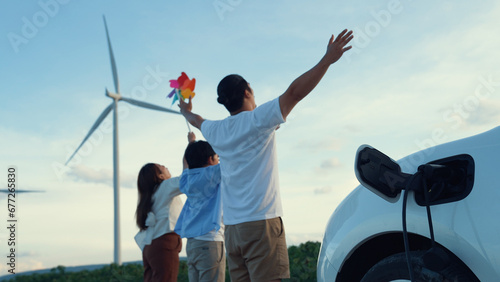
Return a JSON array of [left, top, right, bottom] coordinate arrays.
[[355, 145, 412, 203]]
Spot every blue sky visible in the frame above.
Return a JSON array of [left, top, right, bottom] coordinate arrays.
[[1, 0, 500, 274]]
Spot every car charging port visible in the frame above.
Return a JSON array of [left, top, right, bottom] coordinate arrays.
[[355, 145, 475, 281]]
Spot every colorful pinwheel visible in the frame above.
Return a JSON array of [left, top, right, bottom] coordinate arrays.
[[167, 72, 196, 105], [167, 72, 196, 131]]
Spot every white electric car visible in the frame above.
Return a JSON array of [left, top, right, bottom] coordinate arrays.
[[317, 126, 500, 281]]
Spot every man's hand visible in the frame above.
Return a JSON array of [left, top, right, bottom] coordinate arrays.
[[323, 29, 353, 65], [178, 96, 192, 114], [178, 96, 205, 130]]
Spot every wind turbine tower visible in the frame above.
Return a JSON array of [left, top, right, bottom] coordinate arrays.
[[66, 16, 180, 265]]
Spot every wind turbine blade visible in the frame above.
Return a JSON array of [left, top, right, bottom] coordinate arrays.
[[103, 15, 120, 94], [65, 103, 114, 165], [121, 97, 181, 115], [0, 189, 45, 193]]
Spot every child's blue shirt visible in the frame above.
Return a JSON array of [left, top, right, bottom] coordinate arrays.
[[174, 164, 223, 239]]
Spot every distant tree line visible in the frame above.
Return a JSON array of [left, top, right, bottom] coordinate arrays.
[[5, 241, 320, 282]]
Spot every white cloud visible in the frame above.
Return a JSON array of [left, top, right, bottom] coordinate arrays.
[[314, 186, 333, 195], [286, 233, 324, 246], [67, 165, 137, 189], [292, 137, 343, 153], [320, 158, 341, 169], [0, 252, 45, 275]]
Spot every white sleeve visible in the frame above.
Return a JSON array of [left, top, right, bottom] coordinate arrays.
[[201, 120, 214, 141], [163, 176, 182, 197], [251, 97, 285, 130]]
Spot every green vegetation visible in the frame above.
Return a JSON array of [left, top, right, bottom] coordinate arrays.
[[5, 241, 321, 282], [286, 241, 321, 282]]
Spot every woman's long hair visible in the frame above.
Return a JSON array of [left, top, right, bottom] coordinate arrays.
[[136, 163, 163, 231]]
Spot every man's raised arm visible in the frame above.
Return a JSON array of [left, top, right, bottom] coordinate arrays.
[[279, 29, 353, 120], [179, 97, 205, 130]]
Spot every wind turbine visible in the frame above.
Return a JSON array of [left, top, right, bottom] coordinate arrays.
[[65, 15, 180, 265]]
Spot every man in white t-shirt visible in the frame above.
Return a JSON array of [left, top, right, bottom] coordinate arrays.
[[179, 29, 353, 281]]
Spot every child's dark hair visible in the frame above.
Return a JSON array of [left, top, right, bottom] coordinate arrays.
[[136, 163, 163, 231], [184, 141, 216, 169]]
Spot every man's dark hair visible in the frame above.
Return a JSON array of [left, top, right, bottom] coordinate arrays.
[[184, 141, 216, 169], [217, 74, 251, 113]]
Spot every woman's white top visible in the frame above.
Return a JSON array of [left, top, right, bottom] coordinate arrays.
[[134, 177, 182, 251]]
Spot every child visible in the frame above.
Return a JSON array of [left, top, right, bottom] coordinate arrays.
[[134, 133, 195, 282], [175, 133, 225, 282]]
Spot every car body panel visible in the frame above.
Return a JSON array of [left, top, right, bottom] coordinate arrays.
[[318, 126, 500, 281]]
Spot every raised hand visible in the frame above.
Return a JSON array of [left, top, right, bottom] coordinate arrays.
[[324, 29, 353, 65], [188, 131, 196, 143], [178, 96, 192, 114]]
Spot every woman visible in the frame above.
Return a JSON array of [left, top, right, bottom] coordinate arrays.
[[134, 162, 183, 281]]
